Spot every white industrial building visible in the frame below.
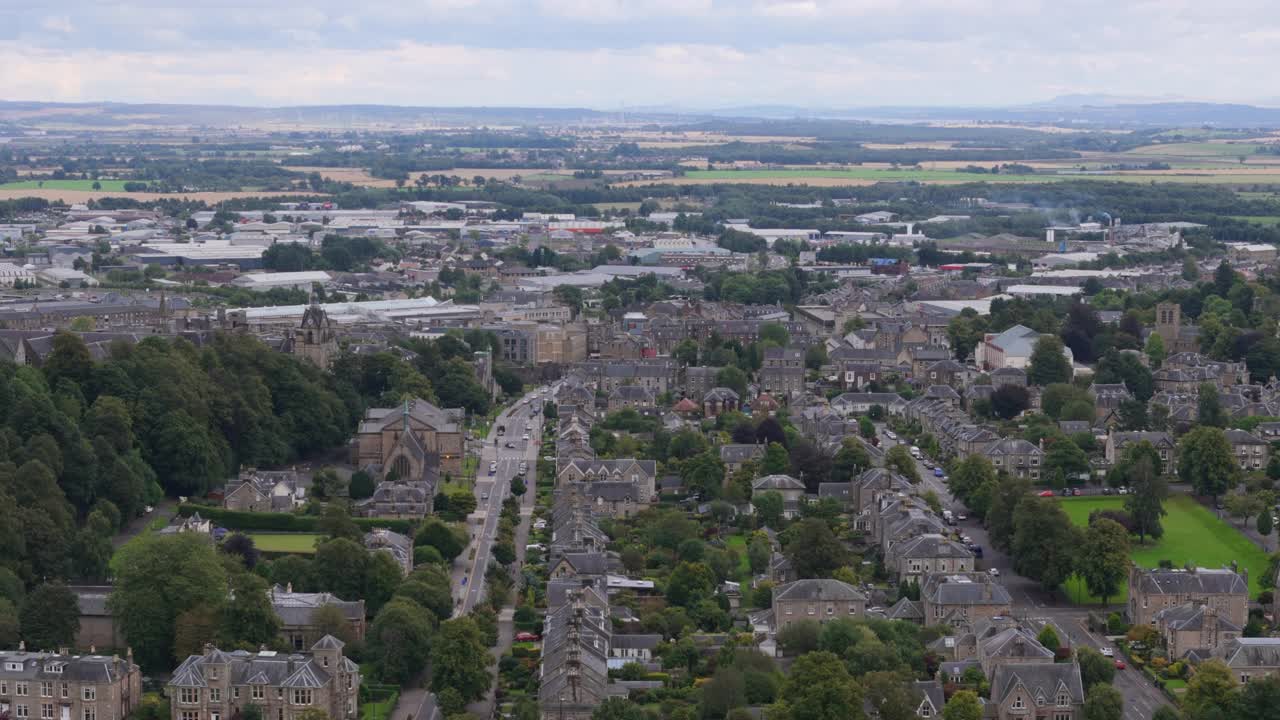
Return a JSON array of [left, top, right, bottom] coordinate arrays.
[[231, 271, 333, 292]]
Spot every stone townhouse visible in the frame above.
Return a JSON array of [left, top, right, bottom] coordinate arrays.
[[222, 469, 305, 513], [683, 366, 722, 400], [270, 586, 366, 650], [1127, 566, 1249, 628], [985, 438, 1043, 481], [759, 365, 805, 399], [772, 579, 867, 631], [606, 385, 655, 413], [1213, 638, 1280, 684], [168, 638, 360, 720], [752, 474, 807, 518], [921, 359, 970, 389], [539, 587, 612, 720], [1155, 604, 1241, 660], [887, 534, 975, 583], [719, 444, 764, 478], [987, 663, 1085, 720], [990, 367, 1028, 390], [1088, 383, 1133, 425], [1224, 429, 1269, 472], [702, 388, 740, 417], [921, 573, 1013, 627], [978, 627, 1056, 676], [903, 347, 951, 379], [1104, 431, 1176, 475], [829, 392, 905, 417], [0, 649, 141, 720]]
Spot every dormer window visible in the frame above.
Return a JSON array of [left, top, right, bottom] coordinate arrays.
[[1056, 693, 1070, 707]]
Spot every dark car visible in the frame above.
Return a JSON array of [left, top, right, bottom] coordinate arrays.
[[970, 545, 984, 558]]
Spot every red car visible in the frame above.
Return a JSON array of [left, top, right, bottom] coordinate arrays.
[[515, 632, 541, 642], [1038, 490, 1055, 497], [1114, 659, 1126, 670]]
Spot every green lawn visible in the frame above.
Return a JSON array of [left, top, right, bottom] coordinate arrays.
[[0, 179, 130, 191], [1231, 215, 1280, 225], [246, 533, 322, 554], [1059, 495, 1268, 604], [725, 535, 752, 581], [360, 697, 397, 720]]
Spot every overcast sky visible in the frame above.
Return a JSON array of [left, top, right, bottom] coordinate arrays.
[[2, 0, 1278, 108]]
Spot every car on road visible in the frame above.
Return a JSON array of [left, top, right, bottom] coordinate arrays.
[[1100, 647, 1114, 657], [988, 568, 1000, 577], [523, 433, 530, 441], [1038, 490, 1055, 497], [956, 513, 967, 522], [489, 462, 497, 474], [1118, 487, 1128, 495], [934, 467, 944, 478], [505, 441, 516, 448], [885, 430, 897, 440], [515, 632, 541, 642], [1114, 659, 1126, 670], [481, 492, 490, 500]]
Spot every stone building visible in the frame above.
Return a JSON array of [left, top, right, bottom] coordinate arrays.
[[351, 399, 464, 517], [286, 302, 337, 368], [0, 648, 141, 720], [168, 638, 360, 720], [1127, 566, 1248, 628], [269, 585, 367, 650], [772, 579, 867, 631]]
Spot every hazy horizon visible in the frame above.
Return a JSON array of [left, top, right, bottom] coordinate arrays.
[[3, 1, 1280, 108]]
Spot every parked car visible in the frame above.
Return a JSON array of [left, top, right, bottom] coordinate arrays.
[[1038, 490, 1055, 497], [970, 545, 984, 558], [956, 513, 967, 522], [934, 467, 945, 478], [1118, 487, 1128, 495], [1114, 659, 1126, 670], [988, 568, 1000, 577], [1101, 487, 1112, 495], [1100, 647, 1114, 657], [515, 632, 541, 642]]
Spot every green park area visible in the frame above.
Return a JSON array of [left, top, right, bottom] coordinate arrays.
[[1059, 495, 1269, 604], [0, 179, 131, 191], [246, 532, 323, 554]]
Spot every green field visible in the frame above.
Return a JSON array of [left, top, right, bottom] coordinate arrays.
[[0, 179, 131, 191], [1231, 215, 1280, 225], [1059, 495, 1268, 604], [725, 535, 752, 581], [1127, 142, 1262, 157], [247, 533, 322, 554]]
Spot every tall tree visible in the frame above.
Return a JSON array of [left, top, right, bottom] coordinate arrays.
[[221, 571, 280, 648], [431, 617, 492, 702], [1144, 333, 1166, 369], [1178, 426, 1239, 501], [1011, 497, 1082, 591], [986, 474, 1031, 552], [19, 583, 79, 650], [885, 445, 920, 483], [943, 690, 983, 720], [1027, 336, 1073, 386], [1078, 519, 1130, 605], [1182, 659, 1238, 720], [1197, 383, 1227, 428], [367, 598, 434, 684], [1122, 453, 1168, 544], [1083, 684, 1123, 720], [783, 519, 847, 579], [761, 442, 791, 475], [1076, 647, 1115, 690], [781, 651, 864, 720], [109, 533, 228, 669]]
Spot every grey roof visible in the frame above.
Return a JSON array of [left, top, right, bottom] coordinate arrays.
[[753, 474, 805, 492], [979, 628, 1055, 662], [893, 534, 974, 560], [887, 597, 923, 620], [1224, 428, 1266, 445], [774, 578, 866, 603], [986, 438, 1042, 456], [1132, 568, 1248, 596], [912, 681, 945, 717], [169, 641, 349, 691], [720, 444, 765, 464], [923, 574, 1012, 606], [610, 634, 662, 650], [989, 662, 1084, 706], [558, 552, 609, 576], [270, 586, 365, 626], [0, 651, 136, 684], [1219, 638, 1280, 668], [704, 387, 740, 402], [1154, 603, 1242, 633]]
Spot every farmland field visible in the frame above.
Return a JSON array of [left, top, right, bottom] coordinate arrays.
[[615, 167, 1280, 187], [247, 533, 322, 554], [0, 179, 131, 191], [1058, 495, 1267, 604]]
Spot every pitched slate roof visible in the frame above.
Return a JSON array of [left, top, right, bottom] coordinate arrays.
[[1132, 568, 1248, 596], [990, 662, 1084, 707], [753, 474, 805, 492], [1219, 638, 1280, 668], [1154, 604, 1242, 633], [774, 578, 866, 603]]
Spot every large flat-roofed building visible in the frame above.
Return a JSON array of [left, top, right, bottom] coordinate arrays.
[[230, 271, 332, 292]]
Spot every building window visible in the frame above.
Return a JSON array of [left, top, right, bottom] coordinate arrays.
[[16, 683, 28, 697], [292, 690, 312, 706], [232, 689, 240, 700], [179, 712, 198, 720], [920, 705, 932, 718], [82, 688, 95, 702], [1012, 696, 1024, 710], [83, 708, 96, 720], [16, 705, 28, 719], [60, 685, 68, 699], [1057, 693, 1069, 707], [39, 684, 51, 698], [179, 689, 199, 705], [40, 704, 53, 720], [251, 686, 265, 701], [209, 689, 221, 703]]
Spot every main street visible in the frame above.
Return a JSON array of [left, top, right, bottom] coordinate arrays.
[[877, 425, 1170, 720], [453, 384, 550, 614]]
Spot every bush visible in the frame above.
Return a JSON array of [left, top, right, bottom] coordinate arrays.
[[1106, 612, 1128, 636], [178, 503, 413, 534]]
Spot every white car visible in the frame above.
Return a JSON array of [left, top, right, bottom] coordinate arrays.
[[1100, 647, 1114, 658], [523, 433, 530, 441], [988, 568, 1000, 577]]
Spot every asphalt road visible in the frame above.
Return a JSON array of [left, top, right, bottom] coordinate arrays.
[[453, 385, 549, 616], [876, 425, 1170, 720]]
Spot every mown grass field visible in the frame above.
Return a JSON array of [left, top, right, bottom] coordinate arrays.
[[246, 532, 322, 554], [0, 179, 131, 191], [1059, 495, 1268, 604]]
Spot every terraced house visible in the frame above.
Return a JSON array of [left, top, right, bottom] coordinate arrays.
[[168, 638, 360, 720], [0, 649, 141, 720]]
